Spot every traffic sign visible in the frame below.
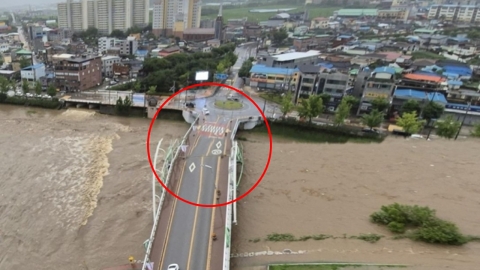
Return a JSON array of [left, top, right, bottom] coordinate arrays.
[[215, 73, 228, 80]]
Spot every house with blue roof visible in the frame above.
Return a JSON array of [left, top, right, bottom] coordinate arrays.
[[249, 64, 298, 90], [20, 63, 45, 82], [392, 88, 448, 113]]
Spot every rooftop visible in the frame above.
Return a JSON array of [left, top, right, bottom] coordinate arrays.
[[272, 50, 320, 62], [21, 63, 45, 70], [403, 73, 446, 83], [16, 49, 32, 55], [250, 64, 298, 76], [394, 89, 448, 103], [373, 66, 396, 75], [184, 28, 215, 35]]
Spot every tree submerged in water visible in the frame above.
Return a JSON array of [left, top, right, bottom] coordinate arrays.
[[115, 96, 133, 116]]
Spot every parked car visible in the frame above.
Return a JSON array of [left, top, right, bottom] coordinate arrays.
[[202, 107, 210, 115]]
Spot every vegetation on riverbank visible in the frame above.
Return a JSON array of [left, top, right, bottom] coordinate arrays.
[[0, 93, 60, 109], [238, 119, 384, 143], [371, 203, 480, 245]]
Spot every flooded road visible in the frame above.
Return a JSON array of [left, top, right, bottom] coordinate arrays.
[[0, 105, 188, 269]]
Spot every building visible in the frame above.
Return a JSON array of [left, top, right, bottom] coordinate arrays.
[[101, 55, 121, 77], [57, 0, 150, 34], [152, 0, 202, 37], [119, 37, 138, 55], [357, 66, 397, 115], [294, 65, 322, 100], [427, 5, 480, 23], [310, 17, 329, 29], [214, 4, 224, 41], [98, 37, 117, 54], [318, 71, 349, 111], [183, 28, 215, 42], [257, 50, 320, 69], [391, 88, 448, 113], [52, 53, 102, 92], [243, 24, 262, 40], [21, 63, 46, 82], [377, 9, 408, 20], [249, 64, 298, 91]]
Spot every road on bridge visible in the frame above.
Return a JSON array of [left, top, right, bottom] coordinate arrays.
[[150, 113, 232, 270]]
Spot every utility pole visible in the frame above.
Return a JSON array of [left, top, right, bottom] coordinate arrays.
[[454, 102, 471, 140], [262, 98, 267, 114]]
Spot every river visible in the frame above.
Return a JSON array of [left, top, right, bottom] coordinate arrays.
[[0, 105, 188, 269]]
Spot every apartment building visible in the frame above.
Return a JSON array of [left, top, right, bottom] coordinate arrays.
[[152, 0, 202, 37], [52, 53, 102, 91], [427, 5, 480, 23], [357, 66, 397, 115], [57, 0, 149, 35]]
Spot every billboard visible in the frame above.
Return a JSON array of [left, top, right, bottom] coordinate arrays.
[[195, 71, 209, 81], [132, 93, 146, 107]]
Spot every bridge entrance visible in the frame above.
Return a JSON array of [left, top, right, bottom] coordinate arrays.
[[198, 122, 228, 138]]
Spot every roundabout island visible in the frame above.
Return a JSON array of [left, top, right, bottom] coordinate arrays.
[[214, 100, 244, 110]]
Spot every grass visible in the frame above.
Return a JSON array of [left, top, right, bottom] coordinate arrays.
[[260, 93, 283, 104], [201, 4, 340, 22], [269, 264, 407, 270], [265, 233, 383, 243], [214, 100, 243, 110]]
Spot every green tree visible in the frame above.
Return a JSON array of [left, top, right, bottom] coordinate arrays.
[[471, 123, 480, 138], [115, 96, 132, 116], [371, 97, 390, 112], [22, 79, 29, 95], [238, 59, 253, 78], [34, 81, 42, 95], [401, 99, 421, 114], [422, 101, 444, 122], [361, 109, 384, 130], [297, 95, 324, 124], [396, 111, 425, 134], [216, 61, 226, 74], [0, 54, 3, 66], [280, 92, 294, 118], [110, 29, 126, 39], [435, 115, 461, 139], [318, 93, 331, 107], [342, 95, 359, 107], [133, 81, 141, 92], [147, 86, 157, 94], [272, 28, 288, 44], [334, 99, 351, 126], [47, 84, 57, 97], [19, 56, 30, 68], [0, 76, 11, 93]]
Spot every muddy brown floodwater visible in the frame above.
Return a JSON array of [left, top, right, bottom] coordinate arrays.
[[0, 105, 188, 269], [232, 134, 480, 270]]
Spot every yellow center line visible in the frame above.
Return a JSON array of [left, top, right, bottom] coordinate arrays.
[[186, 157, 204, 270], [158, 127, 201, 270], [186, 139, 216, 270]]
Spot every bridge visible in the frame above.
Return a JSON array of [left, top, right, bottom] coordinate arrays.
[[141, 106, 261, 270]]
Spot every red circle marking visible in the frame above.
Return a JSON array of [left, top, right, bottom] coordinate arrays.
[[147, 82, 272, 208]]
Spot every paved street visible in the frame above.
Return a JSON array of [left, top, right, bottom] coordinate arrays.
[[154, 113, 232, 270]]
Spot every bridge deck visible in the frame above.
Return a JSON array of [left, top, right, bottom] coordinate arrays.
[[149, 118, 233, 270]]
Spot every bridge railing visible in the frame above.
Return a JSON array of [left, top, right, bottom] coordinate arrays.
[[141, 114, 200, 270], [223, 140, 237, 270]]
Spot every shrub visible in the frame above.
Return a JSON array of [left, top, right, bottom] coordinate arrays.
[[1, 96, 60, 109], [351, 233, 383, 243], [371, 203, 473, 245], [266, 233, 296, 242], [0, 92, 7, 103], [388, 221, 406, 233]]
